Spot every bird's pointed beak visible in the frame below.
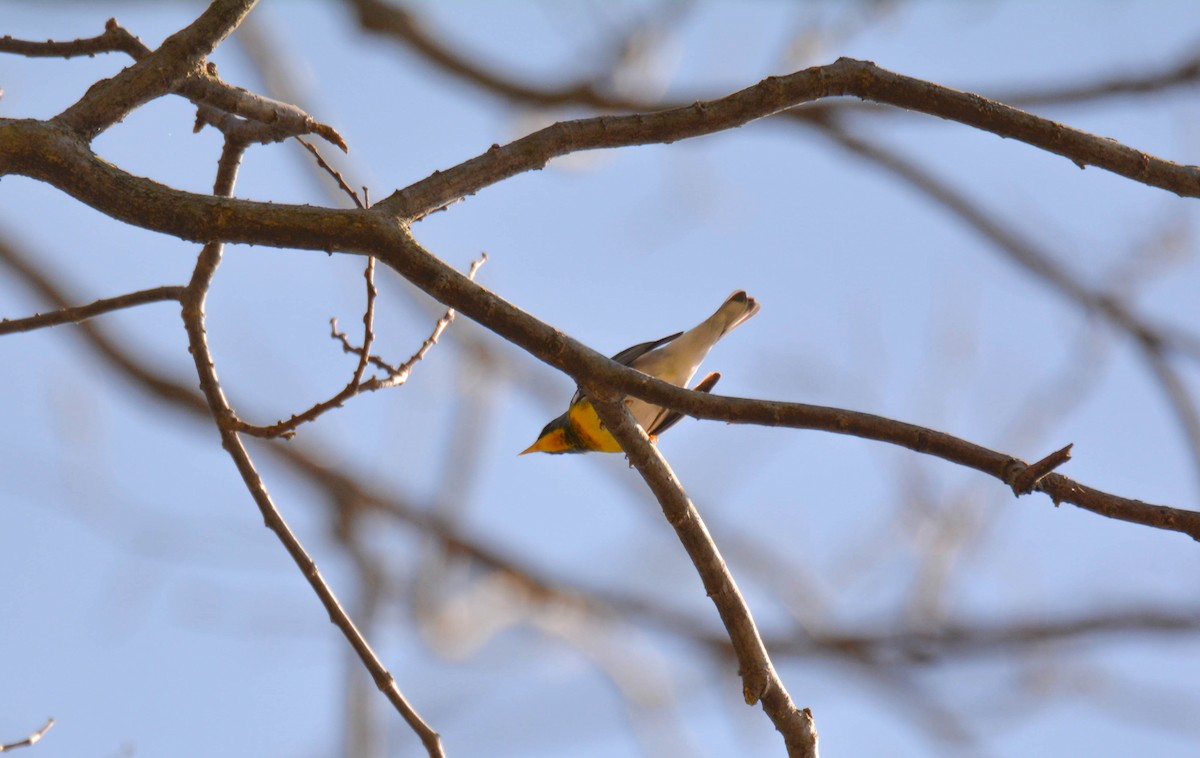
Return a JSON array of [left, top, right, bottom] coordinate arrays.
[[520, 426, 571, 455]]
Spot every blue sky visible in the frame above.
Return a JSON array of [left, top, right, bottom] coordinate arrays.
[[4, 2, 1200, 756]]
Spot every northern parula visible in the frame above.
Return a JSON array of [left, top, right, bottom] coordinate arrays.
[[521, 290, 759, 454]]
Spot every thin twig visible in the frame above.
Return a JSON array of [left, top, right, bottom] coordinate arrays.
[[0, 18, 145, 58], [353, 256, 378, 386], [302, 134, 372, 383], [0, 718, 54, 753], [232, 252, 486, 439], [375, 252, 488, 389], [233, 13, 364, 203], [331, 316, 398, 373], [296, 137, 364, 208], [179, 136, 443, 757], [0, 285, 184, 335], [1010, 444, 1074, 496]]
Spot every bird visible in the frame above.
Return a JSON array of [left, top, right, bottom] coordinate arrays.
[[520, 290, 760, 455]]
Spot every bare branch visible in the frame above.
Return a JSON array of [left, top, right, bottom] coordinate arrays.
[[6, 105, 1194, 540], [0, 18, 146, 58], [330, 315, 396, 374], [296, 137, 364, 207], [779, 50, 1200, 124], [0, 119, 367, 251], [234, 16, 362, 198], [808, 121, 1200, 484], [0, 233, 202, 409], [9, 57, 1200, 249], [589, 394, 820, 758], [379, 57, 1200, 219], [0, 285, 183, 335], [190, 69, 348, 150], [351, 256, 378, 385], [373, 252, 487, 388], [814, 58, 1200, 195], [177, 137, 442, 756], [55, 0, 260, 139], [232, 253, 485, 439]]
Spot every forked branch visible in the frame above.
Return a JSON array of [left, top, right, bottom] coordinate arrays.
[[178, 136, 443, 757]]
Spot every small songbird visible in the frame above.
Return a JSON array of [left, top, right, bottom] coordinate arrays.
[[521, 290, 760, 455]]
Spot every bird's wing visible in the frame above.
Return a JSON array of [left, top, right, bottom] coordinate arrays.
[[570, 332, 683, 405], [644, 371, 721, 437], [611, 332, 683, 367]]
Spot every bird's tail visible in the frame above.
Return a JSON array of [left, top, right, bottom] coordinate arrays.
[[708, 290, 760, 340]]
